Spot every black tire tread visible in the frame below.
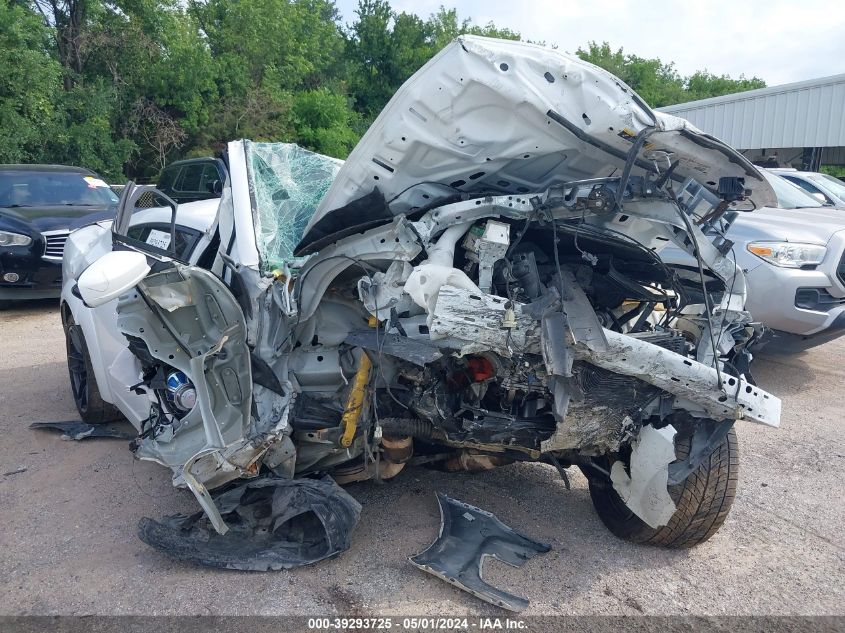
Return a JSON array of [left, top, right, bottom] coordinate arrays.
[[64, 315, 122, 424], [587, 423, 738, 549]]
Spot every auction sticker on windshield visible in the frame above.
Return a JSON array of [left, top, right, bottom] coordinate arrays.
[[83, 176, 111, 188], [145, 229, 171, 250]]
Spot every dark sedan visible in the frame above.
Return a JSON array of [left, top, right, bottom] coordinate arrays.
[[0, 165, 118, 305]]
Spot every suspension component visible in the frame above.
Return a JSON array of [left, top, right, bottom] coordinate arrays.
[[340, 353, 372, 448]]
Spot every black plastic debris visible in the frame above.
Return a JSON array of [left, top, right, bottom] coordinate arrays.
[[138, 476, 361, 571], [29, 420, 136, 441], [410, 492, 551, 611]]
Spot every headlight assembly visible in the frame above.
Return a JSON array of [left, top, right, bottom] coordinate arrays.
[[0, 230, 33, 246], [747, 241, 827, 268]]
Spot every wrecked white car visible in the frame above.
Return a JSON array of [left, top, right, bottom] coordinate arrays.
[[59, 36, 780, 600]]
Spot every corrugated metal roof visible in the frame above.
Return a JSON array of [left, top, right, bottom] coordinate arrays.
[[657, 73, 845, 150]]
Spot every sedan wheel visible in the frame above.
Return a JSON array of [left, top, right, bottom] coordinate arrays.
[[64, 314, 121, 424]]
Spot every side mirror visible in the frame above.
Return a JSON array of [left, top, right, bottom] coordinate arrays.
[[207, 179, 223, 195], [77, 250, 151, 307], [812, 192, 828, 204]]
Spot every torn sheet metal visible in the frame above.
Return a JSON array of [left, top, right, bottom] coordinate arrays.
[[118, 265, 253, 472], [462, 220, 510, 293], [357, 260, 415, 321], [667, 419, 734, 485], [579, 328, 781, 427], [556, 269, 608, 352], [410, 493, 551, 612], [144, 279, 195, 312], [344, 329, 443, 366], [429, 285, 541, 356], [611, 424, 678, 528], [544, 364, 660, 453], [30, 421, 136, 441], [138, 476, 361, 570]]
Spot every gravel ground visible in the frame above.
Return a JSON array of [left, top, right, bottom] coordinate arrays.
[[0, 299, 843, 617]]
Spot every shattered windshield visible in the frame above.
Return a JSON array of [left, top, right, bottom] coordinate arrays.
[[245, 141, 343, 271]]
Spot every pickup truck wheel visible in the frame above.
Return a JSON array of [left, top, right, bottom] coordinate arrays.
[[64, 315, 121, 424], [584, 420, 738, 549]]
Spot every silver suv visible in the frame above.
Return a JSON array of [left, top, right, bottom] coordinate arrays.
[[665, 170, 845, 352]]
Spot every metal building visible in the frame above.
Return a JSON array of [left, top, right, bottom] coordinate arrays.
[[658, 74, 845, 170]]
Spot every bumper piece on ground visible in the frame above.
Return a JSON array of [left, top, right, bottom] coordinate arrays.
[[410, 493, 551, 612], [137, 476, 361, 570], [29, 420, 135, 440]]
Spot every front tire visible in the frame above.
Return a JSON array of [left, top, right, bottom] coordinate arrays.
[[585, 420, 738, 549], [64, 314, 121, 424]]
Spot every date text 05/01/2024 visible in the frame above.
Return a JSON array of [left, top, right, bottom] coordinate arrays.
[[306, 617, 528, 630]]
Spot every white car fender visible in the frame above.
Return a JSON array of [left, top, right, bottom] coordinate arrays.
[[62, 223, 120, 405]]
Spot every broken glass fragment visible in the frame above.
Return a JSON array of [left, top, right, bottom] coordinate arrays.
[[245, 141, 342, 271]]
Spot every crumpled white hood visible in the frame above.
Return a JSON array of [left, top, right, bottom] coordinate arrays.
[[311, 35, 775, 228]]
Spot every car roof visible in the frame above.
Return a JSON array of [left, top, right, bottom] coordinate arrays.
[[0, 164, 97, 175], [130, 198, 219, 232], [161, 157, 220, 169], [772, 170, 844, 187], [770, 169, 813, 176]]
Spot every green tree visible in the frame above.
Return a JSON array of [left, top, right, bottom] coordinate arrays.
[[30, 0, 89, 89], [345, 1, 520, 117], [194, 87, 294, 158], [0, 3, 62, 163], [91, 5, 217, 135], [685, 70, 765, 102], [187, 0, 352, 158], [191, 0, 345, 96], [427, 6, 518, 52], [576, 41, 764, 108], [345, 0, 398, 116], [290, 88, 362, 157], [48, 80, 136, 180], [575, 42, 685, 107], [6, 0, 772, 178], [82, 2, 216, 175]]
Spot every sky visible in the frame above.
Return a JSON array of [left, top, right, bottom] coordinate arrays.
[[334, 0, 845, 87]]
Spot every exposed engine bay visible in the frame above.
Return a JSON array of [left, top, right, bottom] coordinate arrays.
[[62, 36, 782, 596], [105, 170, 777, 542]]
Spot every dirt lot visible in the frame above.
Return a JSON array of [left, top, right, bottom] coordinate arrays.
[[1, 299, 843, 617]]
